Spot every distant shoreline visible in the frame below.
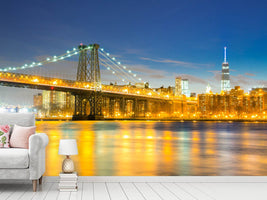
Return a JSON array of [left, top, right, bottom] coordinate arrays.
[[36, 118, 267, 122]]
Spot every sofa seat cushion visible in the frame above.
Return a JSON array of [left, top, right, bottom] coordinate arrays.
[[0, 148, 29, 169]]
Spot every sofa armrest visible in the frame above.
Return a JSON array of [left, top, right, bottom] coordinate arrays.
[[29, 133, 49, 180]]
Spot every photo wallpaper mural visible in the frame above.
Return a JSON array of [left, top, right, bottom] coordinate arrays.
[[1, 1, 267, 176]]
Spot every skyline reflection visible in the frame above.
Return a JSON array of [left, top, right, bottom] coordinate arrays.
[[37, 121, 267, 176]]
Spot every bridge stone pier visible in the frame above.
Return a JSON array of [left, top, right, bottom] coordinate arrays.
[[72, 91, 103, 120]]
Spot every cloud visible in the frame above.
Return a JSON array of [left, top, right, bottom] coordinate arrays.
[[126, 64, 165, 74], [179, 74, 208, 85], [205, 71, 267, 92], [140, 57, 213, 69], [230, 74, 267, 89], [123, 48, 146, 55], [245, 73, 256, 76], [208, 70, 221, 73], [149, 74, 166, 79], [208, 70, 221, 82]]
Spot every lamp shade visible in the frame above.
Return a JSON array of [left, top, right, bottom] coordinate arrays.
[[58, 139, 78, 155]]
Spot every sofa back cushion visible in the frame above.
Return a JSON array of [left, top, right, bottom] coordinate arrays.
[[10, 125, 36, 149], [0, 113, 35, 127]]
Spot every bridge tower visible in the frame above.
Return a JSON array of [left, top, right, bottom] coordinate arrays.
[[76, 44, 90, 82], [76, 44, 101, 89], [73, 43, 103, 120]]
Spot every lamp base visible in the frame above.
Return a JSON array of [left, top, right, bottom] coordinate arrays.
[[62, 156, 75, 173]]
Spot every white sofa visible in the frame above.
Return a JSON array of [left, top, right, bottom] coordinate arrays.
[[0, 113, 48, 192]]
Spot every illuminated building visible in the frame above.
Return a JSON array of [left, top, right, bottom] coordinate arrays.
[[175, 76, 182, 96], [182, 79, 190, 97], [198, 93, 220, 117], [206, 84, 211, 93], [33, 93, 42, 108], [190, 93, 196, 97], [155, 86, 174, 95], [251, 88, 267, 112], [135, 82, 145, 88], [250, 88, 266, 113], [228, 86, 244, 115], [221, 47, 231, 92], [41, 91, 74, 117], [134, 82, 149, 89], [198, 86, 267, 119]]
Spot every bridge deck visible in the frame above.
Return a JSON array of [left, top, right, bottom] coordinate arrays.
[[0, 72, 197, 103]]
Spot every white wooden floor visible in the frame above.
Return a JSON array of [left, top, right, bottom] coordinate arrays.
[[0, 177, 267, 200]]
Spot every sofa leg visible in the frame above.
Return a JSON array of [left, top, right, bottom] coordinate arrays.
[[32, 180, 37, 192], [39, 176, 43, 185]]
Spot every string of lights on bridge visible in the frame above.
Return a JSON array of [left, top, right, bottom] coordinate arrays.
[[99, 48, 143, 84], [0, 45, 144, 84], [0, 47, 82, 72]]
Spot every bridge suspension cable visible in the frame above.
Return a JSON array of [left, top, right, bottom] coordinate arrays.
[[0, 44, 145, 86], [98, 54, 137, 83], [99, 48, 143, 83], [99, 58, 132, 83], [0, 47, 85, 72]]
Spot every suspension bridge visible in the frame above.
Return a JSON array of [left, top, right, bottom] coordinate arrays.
[[0, 43, 197, 120]]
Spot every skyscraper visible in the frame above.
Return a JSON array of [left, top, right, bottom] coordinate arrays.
[[175, 76, 182, 96], [221, 47, 231, 92], [182, 79, 190, 97]]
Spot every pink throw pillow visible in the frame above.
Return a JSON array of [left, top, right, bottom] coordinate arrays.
[[0, 125, 11, 148], [10, 125, 36, 149]]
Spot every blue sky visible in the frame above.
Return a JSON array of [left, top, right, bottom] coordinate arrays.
[[1, 0, 267, 105]]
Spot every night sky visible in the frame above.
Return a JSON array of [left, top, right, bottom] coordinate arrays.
[[1, 0, 267, 105]]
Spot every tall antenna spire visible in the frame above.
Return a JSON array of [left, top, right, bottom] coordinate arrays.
[[224, 46, 227, 63]]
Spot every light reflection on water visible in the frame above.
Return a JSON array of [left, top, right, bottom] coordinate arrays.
[[36, 121, 267, 176]]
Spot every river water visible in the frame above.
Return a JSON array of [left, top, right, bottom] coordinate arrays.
[[36, 121, 267, 176]]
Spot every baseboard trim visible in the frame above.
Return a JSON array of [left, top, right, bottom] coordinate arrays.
[[43, 176, 267, 183]]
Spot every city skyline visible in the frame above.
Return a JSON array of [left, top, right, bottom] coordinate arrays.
[[1, 0, 267, 105]]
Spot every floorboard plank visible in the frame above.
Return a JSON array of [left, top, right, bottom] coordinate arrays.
[[148, 183, 180, 200], [190, 183, 221, 199], [202, 183, 251, 200], [57, 191, 70, 200], [70, 182, 83, 200], [7, 183, 30, 200], [93, 183, 110, 200], [44, 182, 59, 200], [134, 183, 162, 200], [120, 183, 145, 200], [1, 178, 267, 200], [176, 183, 215, 200], [237, 183, 267, 200], [106, 183, 128, 200], [0, 183, 23, 200], [31, 182, 53, 200], [82, 183, 93, 200], [188, 183, 217, 200], [0, 184, 7, 195], [161, 183, 196, 200], [0, 184, 10, 198], [18, 183, 38, 200], [202, 183, 267, 200]]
